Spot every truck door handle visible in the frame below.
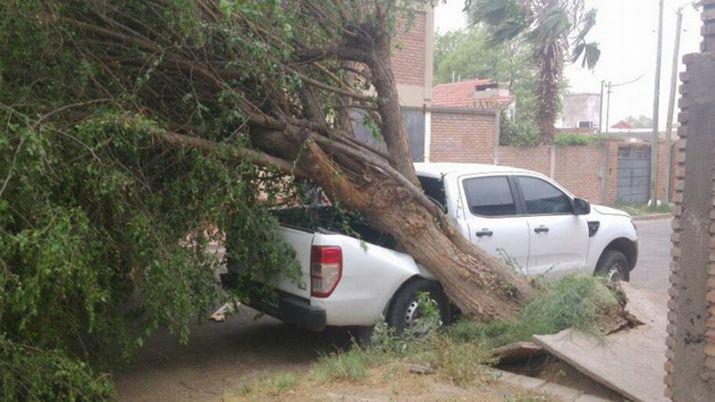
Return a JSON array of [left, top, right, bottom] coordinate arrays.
[[534, 226, 549, 233], [475, 229, 493, 237]]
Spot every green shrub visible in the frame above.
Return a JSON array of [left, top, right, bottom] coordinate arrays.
[[500, 113, 540, 146], [0, 337, 114, 401], [449, 275, 619, 349], [554, 133, 598, 146]]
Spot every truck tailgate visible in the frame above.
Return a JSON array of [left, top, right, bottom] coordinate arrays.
[[273, 226, 313, 299]]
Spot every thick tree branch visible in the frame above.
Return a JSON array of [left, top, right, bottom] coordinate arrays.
[[158, 131, 307, 177]]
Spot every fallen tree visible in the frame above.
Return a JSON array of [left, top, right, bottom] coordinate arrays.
[[40, 0, 537, 317]]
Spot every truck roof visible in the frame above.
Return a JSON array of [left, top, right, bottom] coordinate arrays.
[[414, 162, 533, 179]]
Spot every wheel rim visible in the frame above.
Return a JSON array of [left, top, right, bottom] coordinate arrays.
[[404, 300, 421, 328], [607, 263, 624, 283]]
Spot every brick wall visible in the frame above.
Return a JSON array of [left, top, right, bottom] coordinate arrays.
[[498, 146, 609, 203], [604, 140, 620, 205], [665, 1, 715, 398], [392, 12, 426, 87], [497, 146, 552, 177], [429, 109, 496, 163], [554, 146, 605, 202]]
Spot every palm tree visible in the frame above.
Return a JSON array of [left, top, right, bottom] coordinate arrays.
[[467, 0, 600, 144]]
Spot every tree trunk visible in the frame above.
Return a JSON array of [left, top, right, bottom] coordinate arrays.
[[535, 42, 563, 145]]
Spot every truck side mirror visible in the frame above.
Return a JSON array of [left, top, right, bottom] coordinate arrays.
[[573, 198, 591, 215]]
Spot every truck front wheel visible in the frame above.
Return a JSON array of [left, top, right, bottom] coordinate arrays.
[[386, 279, 451, 334], [595, 250, 630, 283]]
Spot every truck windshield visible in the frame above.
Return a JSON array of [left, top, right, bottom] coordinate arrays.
[[418, 175, 447, 212]]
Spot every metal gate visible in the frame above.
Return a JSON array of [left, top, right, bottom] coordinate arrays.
[[616, 146, 651, 204]]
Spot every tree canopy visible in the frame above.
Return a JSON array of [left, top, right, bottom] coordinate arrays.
[[1, 1, 535, 399]]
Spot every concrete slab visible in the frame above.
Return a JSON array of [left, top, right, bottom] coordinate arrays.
[[497, 371, 546, 390], [539, 382, 582, 401], [533, 283, 668, 402], [573, 394, 612, 402]]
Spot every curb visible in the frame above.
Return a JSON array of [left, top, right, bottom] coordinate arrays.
[[632, 213, 671, 221], [492, 369, 612, 402]]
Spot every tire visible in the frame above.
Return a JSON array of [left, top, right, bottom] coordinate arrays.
[[386, 279, 451, 335], [595, 250, 630, 283]]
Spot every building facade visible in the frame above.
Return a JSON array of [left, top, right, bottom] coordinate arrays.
[[556, 93, 602, 130]]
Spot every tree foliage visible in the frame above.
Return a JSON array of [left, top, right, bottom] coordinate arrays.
[[433, 27, 540, 145], [0, 1, 302, 399], [468, 0, 600, 144], [1, 1, 535, 399]]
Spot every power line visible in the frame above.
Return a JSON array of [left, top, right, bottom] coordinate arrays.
[[609, 73, 647, 88]]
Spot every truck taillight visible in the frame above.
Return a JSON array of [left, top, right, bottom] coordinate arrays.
[[310, 245, 342, 298]]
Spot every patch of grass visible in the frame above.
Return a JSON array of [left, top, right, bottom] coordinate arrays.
[[422, 336, 494, 386], [239, 372, 297, 398], [449, 275, 619, 349], [311, 348, 369, 382]]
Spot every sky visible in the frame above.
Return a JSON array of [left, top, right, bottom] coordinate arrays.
[[434, 0, 703, 128]]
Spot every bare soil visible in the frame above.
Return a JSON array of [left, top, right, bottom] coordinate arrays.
[[114, 308, 349, 401], [116, 307, 611, 401]]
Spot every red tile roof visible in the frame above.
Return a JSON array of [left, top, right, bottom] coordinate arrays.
[[432, 79, 514, 110], [611, 120, 634, 129]]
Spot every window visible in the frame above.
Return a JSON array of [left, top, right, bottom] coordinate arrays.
[[352, 109, 425, 162], [517, 176, 573, 214], [578, 121, 594, 128], [418, 176, 446, 212], [463, 176, 517, 216]]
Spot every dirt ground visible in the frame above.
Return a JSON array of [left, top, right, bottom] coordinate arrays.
[[114, 308, 349, 401], [115, 308, 558, 401]]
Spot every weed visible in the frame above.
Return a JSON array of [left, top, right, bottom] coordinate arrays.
[[251, 372, 297, 396], [311, 349, 368, 382], [422, 336, 494, 386]]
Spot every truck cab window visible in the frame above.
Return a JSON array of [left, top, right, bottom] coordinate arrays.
[[517, 176, 573, 215], [418, 175, 447, 212], [463, 176, 517, 216]]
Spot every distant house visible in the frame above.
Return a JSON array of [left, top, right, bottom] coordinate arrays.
[[611, 120, 634, 130], [557, 93, 601, 131], [353, 7, 505, 165], [432, 79, 516, 114]]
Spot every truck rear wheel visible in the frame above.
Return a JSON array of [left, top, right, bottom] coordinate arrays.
[[386, 279, 451, 334]]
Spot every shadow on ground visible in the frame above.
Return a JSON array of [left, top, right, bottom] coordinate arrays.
[[115, 307, 350, 401]]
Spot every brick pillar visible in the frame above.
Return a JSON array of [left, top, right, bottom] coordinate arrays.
[[665, 1, 715, 400]]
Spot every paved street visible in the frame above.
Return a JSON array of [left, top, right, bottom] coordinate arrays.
[[630, 218, 672, 293]]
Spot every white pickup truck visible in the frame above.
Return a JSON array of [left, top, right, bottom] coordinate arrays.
[[223, 163, 638, 333]]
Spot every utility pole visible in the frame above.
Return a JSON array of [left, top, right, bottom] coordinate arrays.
[[598, 81, 605, 135], [664, 7, 684, 204], [650, 0, 664, 204], [605, 81, 612, 133]]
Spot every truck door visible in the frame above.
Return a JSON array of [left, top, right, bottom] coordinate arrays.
[[460, 175, 531, 273], [514, 175, 589, 277]]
